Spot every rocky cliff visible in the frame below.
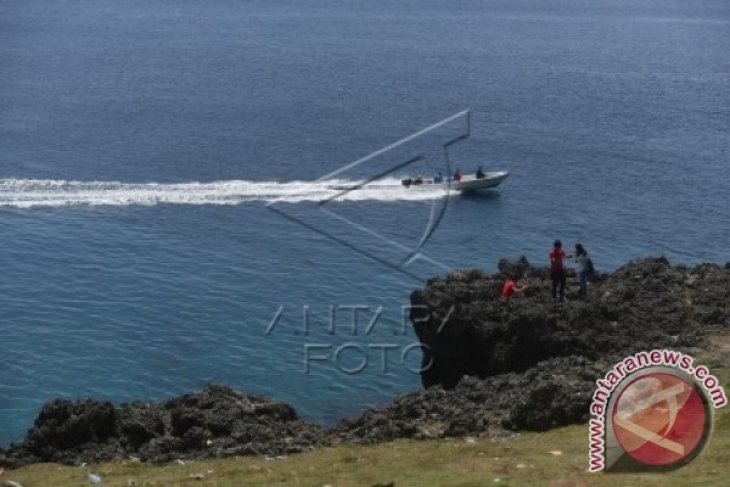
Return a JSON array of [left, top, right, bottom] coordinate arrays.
[[411, 257, 729, 389], [2, 257, 728, 468]]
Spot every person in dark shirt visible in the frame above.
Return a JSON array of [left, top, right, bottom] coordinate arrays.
[[574, 243, 591, 299], [476, 166, 486, 179]]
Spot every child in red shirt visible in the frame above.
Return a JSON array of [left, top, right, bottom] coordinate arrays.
[[501, 275, 527, 302]]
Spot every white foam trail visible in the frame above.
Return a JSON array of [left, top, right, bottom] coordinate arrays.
[[0, 178, 448, 209]]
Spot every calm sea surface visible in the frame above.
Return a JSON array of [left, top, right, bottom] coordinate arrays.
[[1, 0, 729, 444]]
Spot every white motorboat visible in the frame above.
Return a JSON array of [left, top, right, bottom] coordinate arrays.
[[401, 171, 509, 192]]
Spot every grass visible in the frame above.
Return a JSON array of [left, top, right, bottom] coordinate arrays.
[[3, 366, 728, 486]]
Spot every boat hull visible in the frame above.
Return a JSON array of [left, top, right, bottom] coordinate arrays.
[[453, 171, 509, 192], [401, 171, 509, 192], [329, 171, 510, 193]]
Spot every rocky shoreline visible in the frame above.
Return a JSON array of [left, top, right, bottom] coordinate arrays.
[[2, 257, 728, 469]]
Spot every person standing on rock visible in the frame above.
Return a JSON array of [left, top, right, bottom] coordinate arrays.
[[574, 243, 591, 299], [549, 240, 571, 301], [500, 274, 527, 302]]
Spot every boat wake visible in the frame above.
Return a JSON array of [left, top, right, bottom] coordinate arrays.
[[0, 178, 449, 209]]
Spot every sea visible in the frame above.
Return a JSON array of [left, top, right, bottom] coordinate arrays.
[[1, 0, 729, 445]]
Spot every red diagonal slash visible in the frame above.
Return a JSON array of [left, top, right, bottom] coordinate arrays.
[[613, 382, 687, 455]]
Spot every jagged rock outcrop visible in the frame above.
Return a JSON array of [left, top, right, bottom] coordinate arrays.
[[0, 385, 328, 468], [335, 257, 729, 444], [334, 355, 606, 443], [412, 257, 729, 389]]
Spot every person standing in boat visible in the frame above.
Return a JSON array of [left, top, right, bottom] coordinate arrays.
[[476, 166, 486, 179], [549, 240, 572, 301], [453, 168, 462, 181]]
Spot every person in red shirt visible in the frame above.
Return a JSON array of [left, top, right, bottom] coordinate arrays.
[[501, 274, 527, 302], [453, 168, 462, 181], [549, 240, 572, 301]]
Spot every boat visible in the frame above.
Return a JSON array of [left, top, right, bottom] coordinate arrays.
[[400, 171, 509, 192]]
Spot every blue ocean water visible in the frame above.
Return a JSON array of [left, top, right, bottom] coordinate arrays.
[[1, 0, 729, 444]]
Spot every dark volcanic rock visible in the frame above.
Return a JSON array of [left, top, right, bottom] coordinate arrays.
[[1, 385, 328, 468], [1, 399, 122, 467], [118, 401, 166, 449], [334, 356, 604, 443], [413, 257, 728, 389]]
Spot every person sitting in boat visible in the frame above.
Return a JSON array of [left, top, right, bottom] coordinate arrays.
[[453, 169, 462, 181], [476, 166, 486, 179], [434, 171, 444, 183], [413, 175, 424, 185]]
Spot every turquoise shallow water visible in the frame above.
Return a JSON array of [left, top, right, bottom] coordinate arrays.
[[1, 0, 729, 445]]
